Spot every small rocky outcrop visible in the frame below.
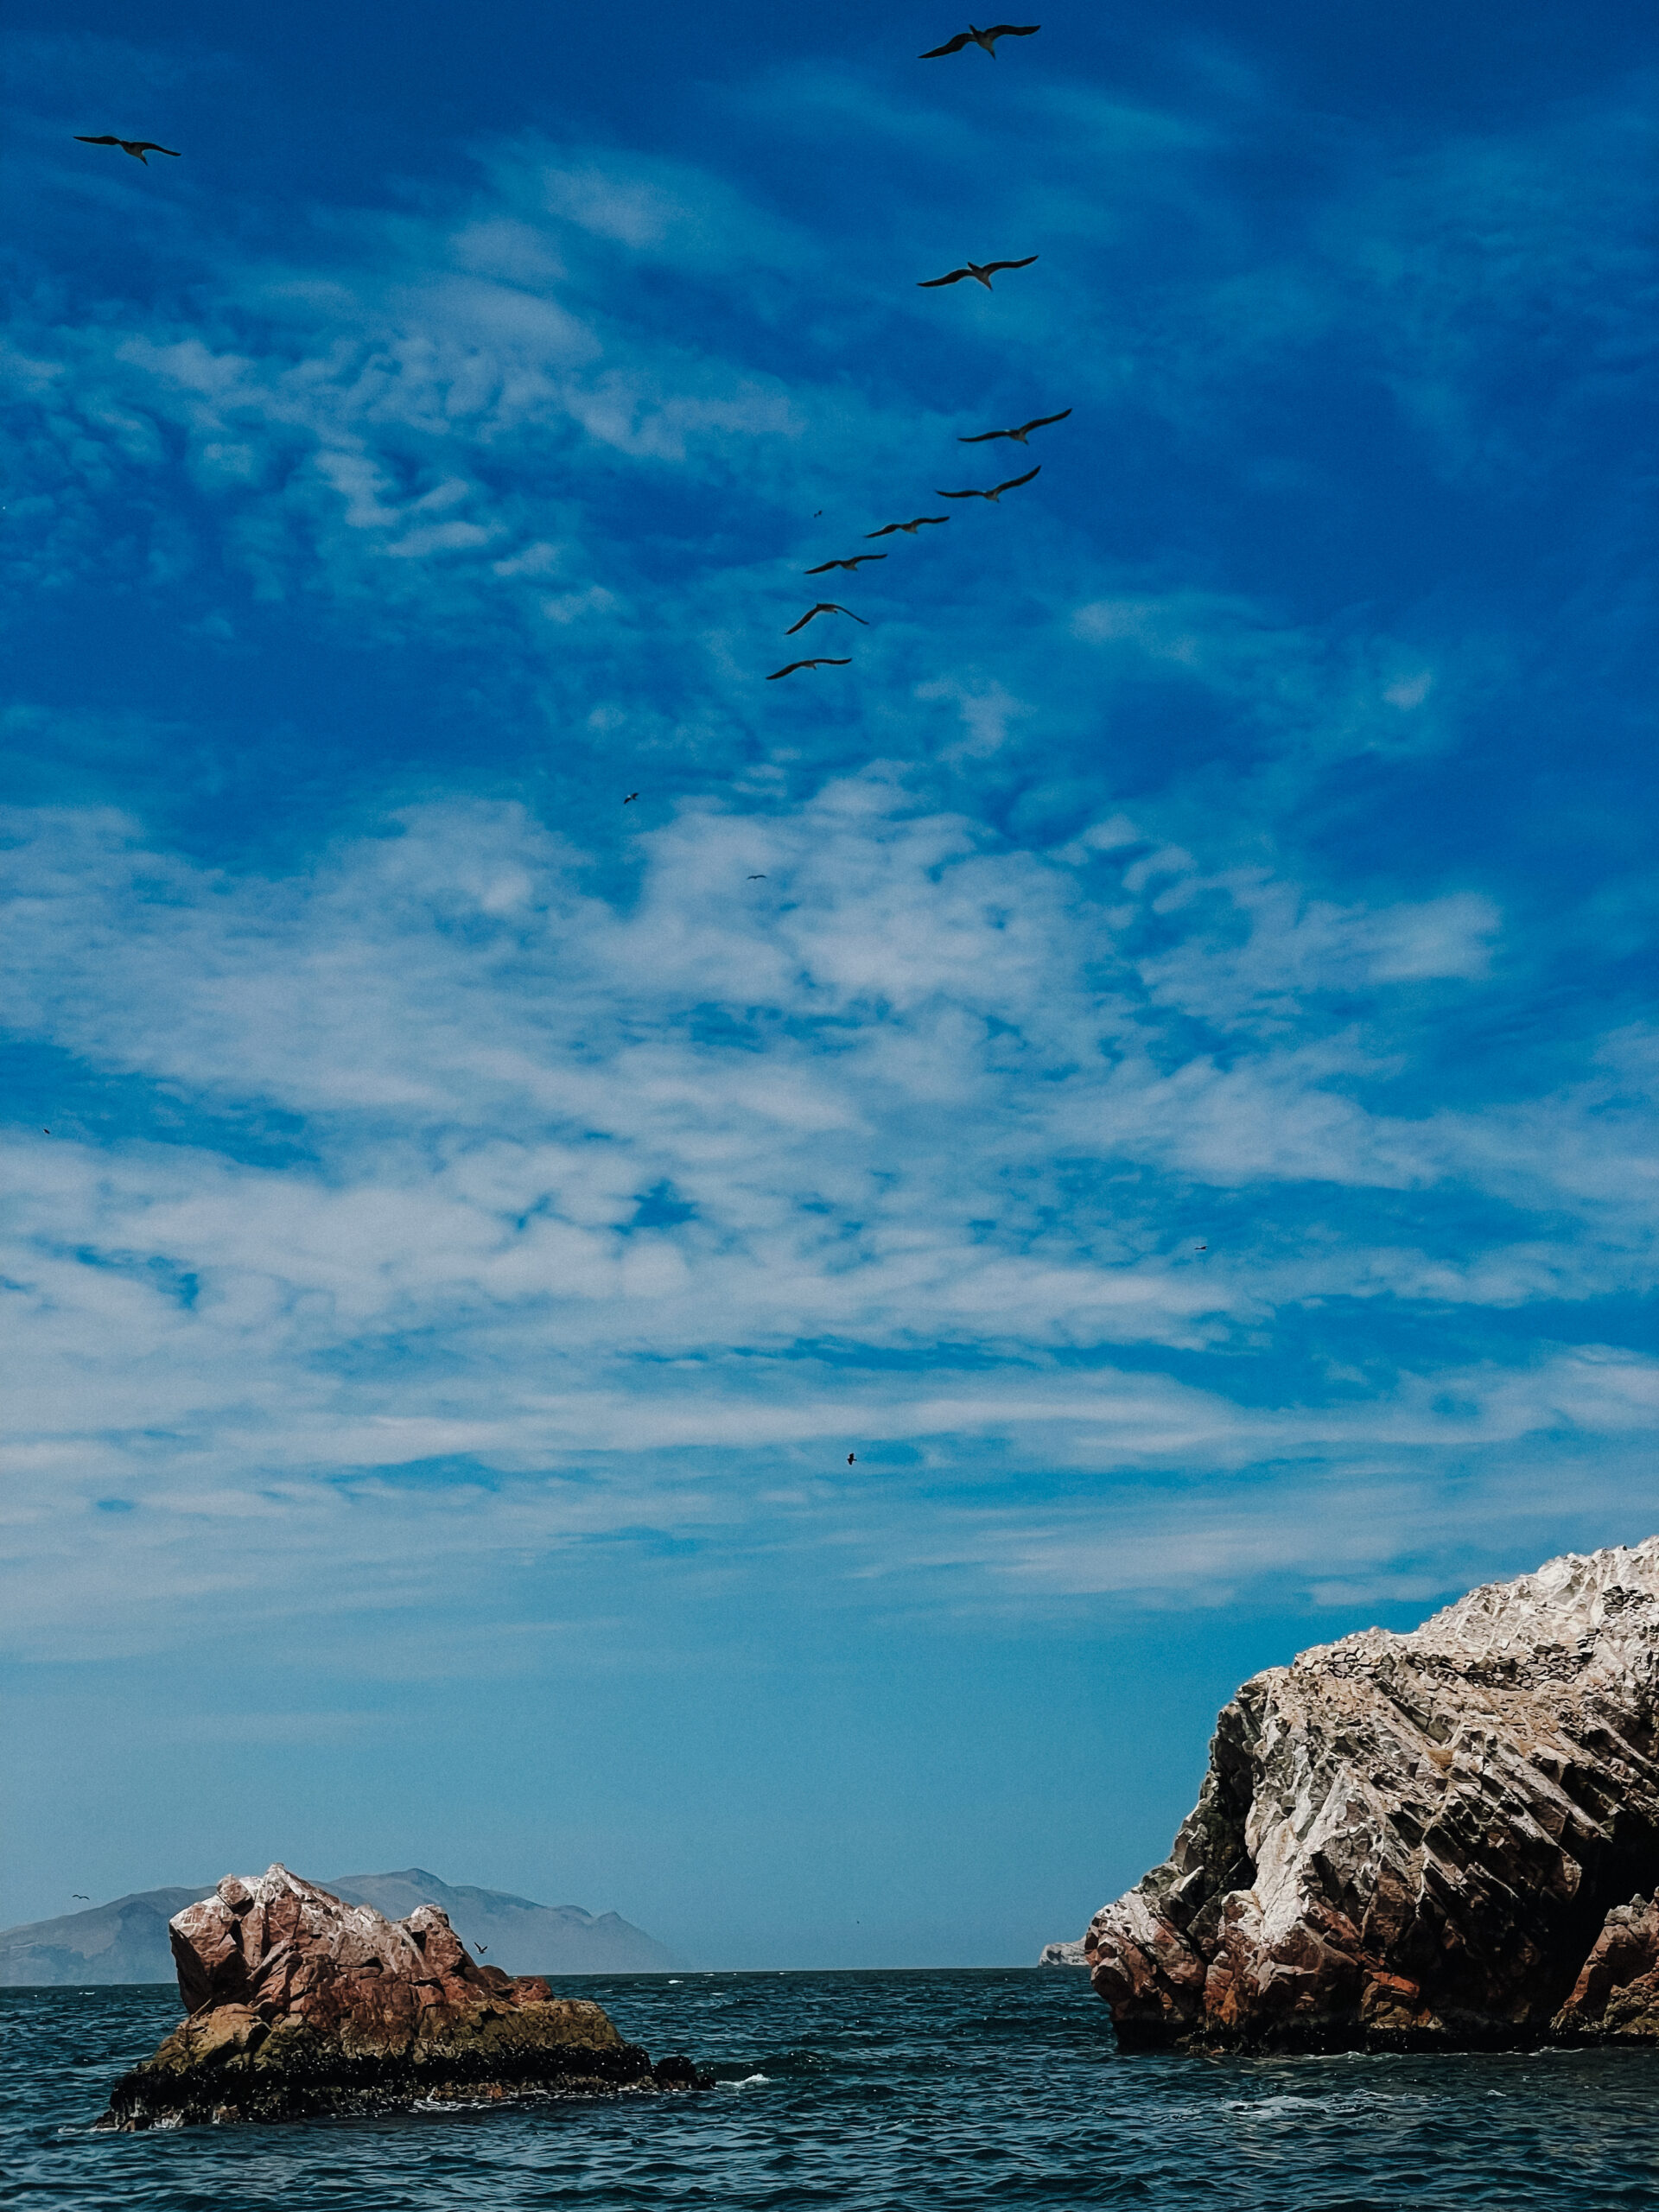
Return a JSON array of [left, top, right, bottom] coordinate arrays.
[[1081, 1538, 1659, 2053], [1039, 1940, 1089, 1967], [97, 1865, 701, 2128]]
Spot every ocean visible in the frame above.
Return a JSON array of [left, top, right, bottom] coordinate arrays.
[[8, 1968, 1659, 2209]]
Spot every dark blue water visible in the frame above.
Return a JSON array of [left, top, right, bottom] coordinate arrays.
[[9, 1970, 1659, 2209]]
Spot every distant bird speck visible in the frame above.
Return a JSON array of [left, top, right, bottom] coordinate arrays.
[[42, 1128, 50, 1135], [806, 553, 887, 574], [623, 791, 639, 804], [960, 408, 1071, 446], [920, 23, 1040, 60], [918, 256, 1037, 291], [767, 658, 851, 680], [785, 602, 868, 635], [75, 135, 181, 163], [73, 1893, 89, 1900], [866, 516, 949, 539], [747, 874, 768, 880], [847, 1452, 856, 1465], [934, 464, 1040, 504], [1194, 1243, 1207, 1252]]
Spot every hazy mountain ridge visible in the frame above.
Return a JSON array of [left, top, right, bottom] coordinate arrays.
[[0, 1867, 682, 1985]]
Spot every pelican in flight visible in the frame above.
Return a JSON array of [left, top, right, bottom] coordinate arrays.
[[785, 602, 868, 635], [74, 135, 180, 163], [866, 515, 949, 539], [805, 553, 887, 575], [920, 23, 1040, 59], [768, 658, 851, 680], [918, 255, 1037, 291], [934, 465, 1040, 504], [960, 408, 1071, 446]]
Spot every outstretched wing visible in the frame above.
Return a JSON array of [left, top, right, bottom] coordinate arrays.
[[932, 487, 984, 500], [992, 465, 1041, 496], [919, 30, 974, 57], [982, 256, 1039, 276], [986, 23, 1041, 37], [74, 135, 122, 146], [958, 428, 1012, 444], [912, 515, 950, 527], [1017, 408, 1071, 435], [785, 605, 830, 634], [766, 657, 849, 679], [865, 524, 901, 539], [917, 267, 970, 288], [132, 143, 181, 156]]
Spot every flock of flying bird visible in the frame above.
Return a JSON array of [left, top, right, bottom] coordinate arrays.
[[762, 24, 1067, 682], [73, 23, 1065, 705]]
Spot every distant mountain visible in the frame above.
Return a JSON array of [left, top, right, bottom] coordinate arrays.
[[325, 1869, 683, 1975], [0, 1867, 683, 1986]]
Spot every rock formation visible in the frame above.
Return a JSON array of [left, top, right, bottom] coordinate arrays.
[[98, 1864, 702, 2128], [1082, 1537, 1659, 2053], [1038, 1940, 1089, 1967]]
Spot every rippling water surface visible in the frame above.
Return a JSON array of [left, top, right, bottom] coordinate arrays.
[[9, 1970, 1659, 2209]]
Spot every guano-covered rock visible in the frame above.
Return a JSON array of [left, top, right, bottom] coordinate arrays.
[[1081, 1538, 1659, 2052], [97, 1864, 701, 2128]]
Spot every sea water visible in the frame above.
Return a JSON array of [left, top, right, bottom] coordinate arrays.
[[7, 1968, 1659, 2209]]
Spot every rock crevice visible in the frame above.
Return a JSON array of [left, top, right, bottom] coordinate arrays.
[[1082, 1539, 1659, 2051]]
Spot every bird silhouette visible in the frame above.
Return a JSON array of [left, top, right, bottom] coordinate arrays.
[[785, 602, 868, 635], [920, 23, 1040, 59], [476, 1945, 489, 1955], [959, 408, 1071, 446], [747, 874, 768, 880], [1194, 1243, 1207, 1253], [72, 1893, 89, 1900], [847, 1452, 856, 1465], [42, 1128, 50, 1135], [74, 135, 181, 163], [805, 553, 887, 575], [934, 464, 1040, 504], [866, 516, 949, 539], [918, 255, 1038, 291], [767, 658, 851, 680], [623, 791, 639, 804]]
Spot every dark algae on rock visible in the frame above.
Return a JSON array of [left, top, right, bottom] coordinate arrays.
[[1081, 1538, 1659, 2054], [97, 1864, 705, 2129]]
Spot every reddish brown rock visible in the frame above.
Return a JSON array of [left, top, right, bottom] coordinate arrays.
[[1553, 1894, 1659, 2038], [1080, 1538, 1659, 2053], [97, 1864, 699, 2128]]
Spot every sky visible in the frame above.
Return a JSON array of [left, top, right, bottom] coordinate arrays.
[[1, 0, 1655, 1966]]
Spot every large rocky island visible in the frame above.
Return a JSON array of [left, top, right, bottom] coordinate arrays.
[[1077, 1537, 1659, 2052], [99, 1865, 701, 2128]]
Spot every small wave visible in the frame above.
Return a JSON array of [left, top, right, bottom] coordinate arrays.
[[716, 2073, 771, 2090]]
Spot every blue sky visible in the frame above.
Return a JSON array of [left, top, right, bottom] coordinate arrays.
[[1, 0, 1655, 1964]]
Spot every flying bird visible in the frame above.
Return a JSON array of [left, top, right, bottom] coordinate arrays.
[[43, 1128, 50, 1135], [785, 602, 868, 635], [805, 553, 887, 575], [934, 464, 1040, 503], [847, 1452, 856, 1465], [767, 658, 851, 680], [73, 1893, 89, 1900], [476, 1945, 488, 1955], [74, 135, 181, 163], [747, 874, 768, 880], [623, 791, 639, 804], [866, 516, 949, 538], [920, 23, 1040, 59], [918, 255, 1037, 291], [1194, 1243, 1207, 1253], [959, 408, 1071, 446]]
